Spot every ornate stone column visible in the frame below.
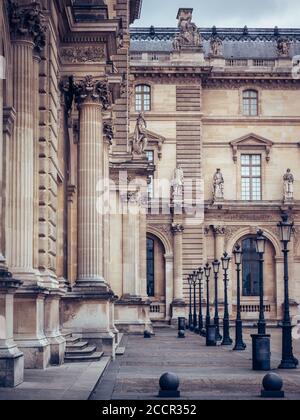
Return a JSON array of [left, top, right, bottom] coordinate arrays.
[[6, 2, 44, 282], [7, 1, 50, 369], [61, 76, 116, 356], [75, 76, 108, 284]]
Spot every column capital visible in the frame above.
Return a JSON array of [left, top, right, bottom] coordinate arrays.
[[74, 75, 111, 109], [212, 225, 226, 236], [172, 223, 184, 234], [8, 1, 46, 50]]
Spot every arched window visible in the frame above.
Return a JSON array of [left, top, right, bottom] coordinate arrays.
[[147, 237, 155, 297], [243, 90, 258, 116], [135, 84, 151, 112], [242, 237, 260, 296]]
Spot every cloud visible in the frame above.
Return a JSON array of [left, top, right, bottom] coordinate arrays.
[[133, 0, 300, 28]]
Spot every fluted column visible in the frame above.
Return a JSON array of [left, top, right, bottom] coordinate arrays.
[[7, 2, 45, 281], [172, 223, 184, 301], [33, 52, 41, 273], [75, 76, 109, 284]]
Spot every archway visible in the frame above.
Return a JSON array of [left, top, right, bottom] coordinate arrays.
[[231, 233, 277, 321]]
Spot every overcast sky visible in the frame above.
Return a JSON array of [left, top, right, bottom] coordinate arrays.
[[133, 0, 300, 28]]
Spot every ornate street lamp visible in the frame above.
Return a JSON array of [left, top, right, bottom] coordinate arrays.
[[221, 252, 233, 346], [198, 267, 205, 336], [188, 274, 193, 330], [278, 213, 298, 369], [204, 263, 212, 332], [192, 271, 198, 333], [212, 259, 222, 341], [233, 245, 246, 351], [255, 229, 266, 335]]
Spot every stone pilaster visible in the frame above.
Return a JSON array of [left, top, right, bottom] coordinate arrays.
[[171, 223, 186, 321], [115, 188, 152, 334], [0, 268, 24, 388], [172, 223, 184, 301], [103, 122, 113, 283]]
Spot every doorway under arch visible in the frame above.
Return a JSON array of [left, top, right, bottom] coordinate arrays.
[[147, 233, 167, 320]]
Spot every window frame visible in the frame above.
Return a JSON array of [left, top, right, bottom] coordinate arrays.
[[146, 237, 155, 297], [135, 84, 151, 112], [241, 237, 260, 297], [242, 89, 259, 117], [241, 154, 262, 201]]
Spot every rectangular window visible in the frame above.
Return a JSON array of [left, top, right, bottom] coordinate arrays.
[[241, 154, 262, 201]]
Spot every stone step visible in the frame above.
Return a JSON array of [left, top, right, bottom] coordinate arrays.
[[66, 341, 89, 351], [65, 345, 97, 357], [66, 336, 81, 344], [64, 352, 104, 363]]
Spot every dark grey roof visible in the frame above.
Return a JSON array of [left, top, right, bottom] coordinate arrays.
[[130, 27, 300, 58]]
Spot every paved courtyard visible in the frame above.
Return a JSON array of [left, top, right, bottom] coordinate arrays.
[[91, 327, 300, 400]]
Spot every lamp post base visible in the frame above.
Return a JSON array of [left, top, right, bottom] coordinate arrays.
[[233, 320, 247, 351], [278, 360, 298, 370]]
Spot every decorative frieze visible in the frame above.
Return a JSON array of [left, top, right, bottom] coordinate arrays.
[[60, 46, 105, 64], [203, 77, 300, 90]]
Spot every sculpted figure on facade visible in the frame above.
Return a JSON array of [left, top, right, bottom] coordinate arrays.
[[171, 164, 184, 197], [132, 112, 148, 155], [277, 38, 290, 56], [213, 168, 224, 201], [210, 37, 223, 56], [283, 169, 294, 201], [173, 8, 202, 51]]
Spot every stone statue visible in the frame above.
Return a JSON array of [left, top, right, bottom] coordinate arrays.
[[283, 169, 294, 201], [132, 113, 148, 156], [277, 38, 290, 56], [173, 8, 202, 51], [213, 169, 224, 201], [210, 38, 223, 56], [171, 165, 184, 197]]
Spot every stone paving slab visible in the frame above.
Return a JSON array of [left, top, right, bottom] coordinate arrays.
[[90, 328, 300, 401], [0, 357, 110, 401]]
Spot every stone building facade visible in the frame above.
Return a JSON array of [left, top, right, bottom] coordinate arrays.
[[130, 9, 300, 326], [0, 1, 299, 387]]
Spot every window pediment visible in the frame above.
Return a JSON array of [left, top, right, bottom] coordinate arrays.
[[230, 133, 274, 163]]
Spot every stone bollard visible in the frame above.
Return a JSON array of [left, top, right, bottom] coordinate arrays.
[[261, 373, 285, 398], [251, 334, 271, 371], [178, 330, 185, 339], [144, 331, 152, 339], [178, 317, 186, 338], [158, 372, 181, 398]]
